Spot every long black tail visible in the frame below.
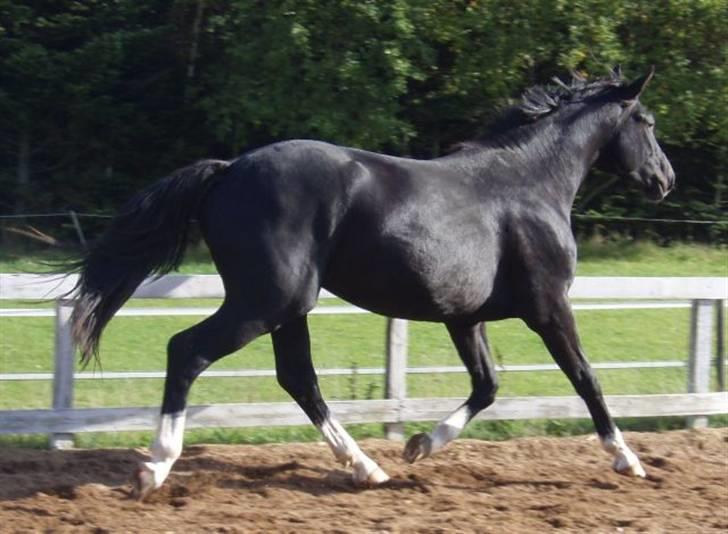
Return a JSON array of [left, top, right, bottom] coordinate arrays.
[[68, 159, 231, 365]]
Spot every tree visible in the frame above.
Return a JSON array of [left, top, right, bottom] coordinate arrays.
[[0, 0, 203, 215], [1, 0, 726, 242], [198, 0, 423, 154]]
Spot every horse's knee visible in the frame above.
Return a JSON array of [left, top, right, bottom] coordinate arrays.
[[470, 377, 498, 411], [275, 366, 297, 395], [482, 382, 499, 407]]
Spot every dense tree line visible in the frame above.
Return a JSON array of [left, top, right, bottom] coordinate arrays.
[[1, 0, 726, 242]]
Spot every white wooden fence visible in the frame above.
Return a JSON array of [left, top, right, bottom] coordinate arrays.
[[1, 273, 726, 448]]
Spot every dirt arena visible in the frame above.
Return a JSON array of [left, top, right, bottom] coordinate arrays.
[[1, 428, 726, 533]]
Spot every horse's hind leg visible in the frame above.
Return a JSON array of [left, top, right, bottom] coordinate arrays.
[[404, 322, 498, 463], [272, 315, 389, 487], [135, 301, 267, 499], [526, 298, 646, 477]]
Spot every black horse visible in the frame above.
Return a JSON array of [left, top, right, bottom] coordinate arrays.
[[68, 69, 674, 498]]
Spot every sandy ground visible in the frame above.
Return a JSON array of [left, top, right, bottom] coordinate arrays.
[[0, 428, 726, 533]]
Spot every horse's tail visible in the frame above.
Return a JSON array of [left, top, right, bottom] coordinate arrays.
[[67, 159, 231, 365]]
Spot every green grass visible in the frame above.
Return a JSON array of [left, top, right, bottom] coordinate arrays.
[[0, 240, 725, 448], [576, 239, 727, 276], [0, 308, 697, 410]]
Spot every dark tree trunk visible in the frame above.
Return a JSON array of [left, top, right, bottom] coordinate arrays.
[[16, 127, 30, 215], [186, 0, 205, 83]]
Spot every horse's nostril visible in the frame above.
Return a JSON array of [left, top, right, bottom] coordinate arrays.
[[661, 159, 676, 188]]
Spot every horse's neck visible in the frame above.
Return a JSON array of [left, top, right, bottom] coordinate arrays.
[[511, 108, 616, 206]]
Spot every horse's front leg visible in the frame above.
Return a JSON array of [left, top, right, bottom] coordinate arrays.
[[526, 297, 646, 477], [404, 322, 498, 463]]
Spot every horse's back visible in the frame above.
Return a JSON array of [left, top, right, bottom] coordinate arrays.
[[203, 139, 438, 235]]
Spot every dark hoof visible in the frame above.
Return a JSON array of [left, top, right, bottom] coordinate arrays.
[[403, 433, 432, 464], [132, 464, 156, 501]]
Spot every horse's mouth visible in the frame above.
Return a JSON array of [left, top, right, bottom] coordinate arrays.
[[630, 165, 674, 203], [645, 179, 668, 202], [636, 172, 672, 203]]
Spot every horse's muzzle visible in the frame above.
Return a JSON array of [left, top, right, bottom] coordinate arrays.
[[633, 156, 675, 203]]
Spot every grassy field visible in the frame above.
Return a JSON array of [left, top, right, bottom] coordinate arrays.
[[0, 307, 697, 409], [0, 239, 725, 448]]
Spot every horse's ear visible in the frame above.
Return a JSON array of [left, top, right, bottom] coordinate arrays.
[[617, 67, 655, 105]]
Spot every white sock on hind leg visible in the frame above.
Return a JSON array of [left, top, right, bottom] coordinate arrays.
[[142, 410, 187, 489]]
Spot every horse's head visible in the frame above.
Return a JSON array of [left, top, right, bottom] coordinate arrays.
[[597, 69, 675, 202]]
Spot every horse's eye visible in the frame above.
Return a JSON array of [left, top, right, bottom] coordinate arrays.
[[634, 113, 655, 128]]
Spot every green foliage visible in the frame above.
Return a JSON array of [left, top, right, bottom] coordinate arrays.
[[200, 0, 422, 151], [1, 0, 726, 239]]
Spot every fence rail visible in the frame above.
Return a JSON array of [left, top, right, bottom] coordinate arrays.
[[2, 394, 724, 435], [1, 273, 726, 447], [0, 361, 692, 382], [2, 273, 726, 300], [0, 300, 711, 318]]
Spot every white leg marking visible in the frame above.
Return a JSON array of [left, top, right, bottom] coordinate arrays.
[[429, 405, 471, 454], [403, 404, 471, 463], [601, 427, 646, 477], [138, 411, 187, 493], [319, 418, 389, 486]]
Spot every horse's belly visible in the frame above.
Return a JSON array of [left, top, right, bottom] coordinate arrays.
[[322, 253, 494, 321]]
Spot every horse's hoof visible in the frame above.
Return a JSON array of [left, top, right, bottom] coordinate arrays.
[[613, 456, 647, 478], [133, 463, 157, 501], [403, 433, 432, 464], [352, 464, 390, 488]]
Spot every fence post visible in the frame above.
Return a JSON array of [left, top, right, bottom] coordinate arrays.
[[687, 299, 714, 428], [716, 301, 725, 392], [385, 318, 408, 441], [51, 299, 75, 449]]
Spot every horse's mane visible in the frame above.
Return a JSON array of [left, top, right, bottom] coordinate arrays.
[[455, 69, 626, 152]]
